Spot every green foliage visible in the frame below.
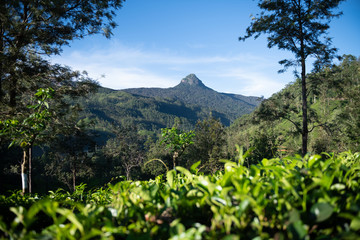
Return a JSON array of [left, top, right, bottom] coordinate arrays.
[[0, 88, 55, 194], [240, 0, 344, 71], [0, 0, 125, 108], [247, 129, 279, 165], [160, 126, 195, 170], [188, 118, 227, 173], [0, 88, 54, 149], [77, 88, 203, 133], [45, 127, 97, 192], [75, 77, 260, 143], [160, 127, 195, 154], [240, 0, 345, 156], [228, 55, 360, 156], [1, 151, 360, 239], [102, 124, 146, 181]]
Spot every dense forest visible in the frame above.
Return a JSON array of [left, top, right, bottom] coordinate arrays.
[[228, 55, 360, 160], [1, 0, 360, 239], [77, 73, 260, 136]]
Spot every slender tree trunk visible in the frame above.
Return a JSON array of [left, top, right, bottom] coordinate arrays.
[[0, 62, 3, 104], [173, 151, 178, 170], [298, 13, 308, 157], [21, 148, 29, 195], [72, 168, 76, 192], [301, 57, 308, 156], [9, 78, 17, 108], [28, 147, 32, 193], [0, 65, 3, 103], [0, 24, 3, 102], [126, 168, 131, 181], [0, 67, 2, 102]]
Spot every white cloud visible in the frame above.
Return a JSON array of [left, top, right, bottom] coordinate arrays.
[[217, 69, 287, 97], [51, 41, 292, 97], [95, 68, 178, 89]]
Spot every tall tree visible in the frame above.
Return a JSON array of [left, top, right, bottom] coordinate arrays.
[[240, 0, 344, 156], [160, 126, 195, 170], [45, 121, 97, 192], [0, 88, 54, 194], [103, 125, 146, 181], [0, 0, 124, 109], [1, 0, 119, 192], [188, 118, 226, 173], [0, 59, 98, 193], [333, 55, 360, 151]]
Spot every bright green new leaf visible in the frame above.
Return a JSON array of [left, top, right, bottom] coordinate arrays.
[[176, 166, 193, 181], [167, 170, 176, 188], [222, 235, 240, 240], [56, 208, 85, 235], [350, 217, 360, 231], [190, 161, 201, 174], [211, 196, 227, 206], [310, 202, 333, 223], [330, 183, 346, 191], [308, 155, 321, 169]]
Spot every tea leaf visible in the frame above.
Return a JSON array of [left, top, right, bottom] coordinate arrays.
[[310, 202, 333, 223], [350, 217, 360, 231]]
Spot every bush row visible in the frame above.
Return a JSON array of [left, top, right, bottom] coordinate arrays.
[[1, 150, 360, 239]]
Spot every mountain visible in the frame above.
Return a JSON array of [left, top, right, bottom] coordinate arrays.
[[123, 74, 261, 125], [78, 74, 262, 141], [79, 88, 213, 133]]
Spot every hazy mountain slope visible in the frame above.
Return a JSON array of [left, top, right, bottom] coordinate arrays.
[[123, 74, 261, 123], [79, 87, 226, 133], [77, 74, 262, 139]]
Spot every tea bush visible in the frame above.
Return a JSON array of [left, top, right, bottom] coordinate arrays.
[[1, 151, 360, 239]]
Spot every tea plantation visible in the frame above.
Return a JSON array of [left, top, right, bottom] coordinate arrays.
[[1, 150, 360, 239]]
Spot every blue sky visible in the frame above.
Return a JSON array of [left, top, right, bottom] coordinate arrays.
[[52, 0, 360, 98]]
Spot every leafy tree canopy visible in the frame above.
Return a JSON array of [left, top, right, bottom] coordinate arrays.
[[240, 0, 344, 156], [240, 0, 344, 72], [0, 0, 125, 107]]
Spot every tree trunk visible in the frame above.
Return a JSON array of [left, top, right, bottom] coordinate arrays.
[[126, 168, 131, 181], [0, 24, 3, 102], [298, 14, 308, 157], [9, 79, 17, 108], [72, 168, 76, 192], [301, 57, 308, 156], [28, 147, 32, 193], [0, 67, 2, 102], [173, 151, 178, 170], [21, 148, 29, 195]]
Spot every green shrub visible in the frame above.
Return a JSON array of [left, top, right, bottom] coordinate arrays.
[[1, 151, 360, 239]]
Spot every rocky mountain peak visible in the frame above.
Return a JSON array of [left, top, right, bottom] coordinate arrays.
[[180, 74, 206, 87]]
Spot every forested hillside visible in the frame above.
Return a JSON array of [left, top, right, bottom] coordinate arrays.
[[73, 73, 261, 146], [122, 74, 261, 126], [78, 87, 208, 135], [77, 74, 259, 135], [227, 55, 360, 161]]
